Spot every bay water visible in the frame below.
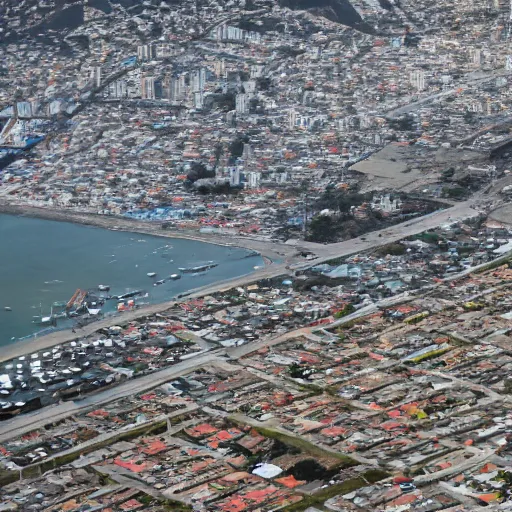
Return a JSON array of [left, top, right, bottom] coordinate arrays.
[[0, 214, 262, 345]]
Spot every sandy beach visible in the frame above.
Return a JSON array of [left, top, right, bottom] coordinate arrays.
[[0, 201, 297, 363]]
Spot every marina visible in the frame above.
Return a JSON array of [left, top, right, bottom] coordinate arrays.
[[0, 214, 263, 345]]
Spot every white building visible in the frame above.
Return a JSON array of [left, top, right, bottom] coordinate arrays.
[[192, 68, 206, 93], [288, 110, 297, 130], [236, 94, 248, 114], [156, 44, 177, 58], [170, 75, 186, 102], [409, 70, 425, 91], [469, 48, 481, 67], [214, 59, 226, 78], [141, 76, 156, 100], [230, 167, 241, 187], [371, 194, 402, 213], [193, 91, 204, 109], [250, 64, 265, 79], [246, 171, 261, 189], [109, 79, 127, 99], [90, 66, 101, 88], [137, 44, 155, 62]]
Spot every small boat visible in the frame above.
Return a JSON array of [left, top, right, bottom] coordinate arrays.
[[116, 289, 144, 300], [147, 272, 157, 278], [32, 315, 57, 327], [4, 307, 11, 312], [154, 279, 165, 286], [169, 274, 181, 280], [178, 262, 218, 274], [98, 284, 110, 291]]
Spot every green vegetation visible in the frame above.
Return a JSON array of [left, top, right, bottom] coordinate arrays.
[[228, 421, 356, 467], [334, 317, 364, 331], [294, 381, 325, 396], [288, 362, 313, 379], [7, 419, 170, 484], [442, 186, 466, 199], [447, 333, 473, 346], [163, 502, 192, 512], [375, 242, 406, 256], [0, 467, 20, 487], [415, 231, 440, 244], [504, 379, 512, 394], [406, 346, 452, 364], [334, 303, 355, 319], [473, 254, 512, 273], [281, 469, 389, 511], [403, 311, 429, 324]]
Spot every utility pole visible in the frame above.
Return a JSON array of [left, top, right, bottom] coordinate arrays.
[[303, 192, 308, 234], [301, 180, 309, 234]]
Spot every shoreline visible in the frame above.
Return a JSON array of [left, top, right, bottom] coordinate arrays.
[[0, 201, 302, 264], [0, 261, 290, 363], [0, 201, 297, 362], [0, 199, 478, 363]]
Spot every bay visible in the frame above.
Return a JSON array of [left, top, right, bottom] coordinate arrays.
[[0, 214, 262, 345]]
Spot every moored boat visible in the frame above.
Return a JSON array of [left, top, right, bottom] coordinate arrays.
[[178, 262, 218, 273]]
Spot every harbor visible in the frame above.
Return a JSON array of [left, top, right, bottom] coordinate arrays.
[[0, 214, 263, 345]]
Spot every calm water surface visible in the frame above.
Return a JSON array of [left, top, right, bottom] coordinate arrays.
[[0, 214, 262, 345]]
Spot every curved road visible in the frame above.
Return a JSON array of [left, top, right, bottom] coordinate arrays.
[[0, 201, 478, 363]]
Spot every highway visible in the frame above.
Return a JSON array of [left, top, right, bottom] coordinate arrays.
[[292, 200, 479, 268], [0, 200, 483, 442], [385, 70, 509, 118], [0, 350, 219, 444], [0, 201, 479, 364]]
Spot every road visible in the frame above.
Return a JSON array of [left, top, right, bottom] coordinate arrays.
[[414, 448, 494, 484], [0, 201, 479, 363], [385, 71, 509, 118], [0, 350, 220, 443], [292, 200, 479, 268], [0, 200, 484, 442]]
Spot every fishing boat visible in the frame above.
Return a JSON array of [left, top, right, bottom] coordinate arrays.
[[32, 315, 57, 327], [178, 262, 218, 273], [32, 304, 57, 326], [66, 289, 88, 314], [51, 301, 68, 319], [115, 289, 144, 300]]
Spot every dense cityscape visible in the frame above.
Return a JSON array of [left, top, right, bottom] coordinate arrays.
[[2, 0, 512, 510]]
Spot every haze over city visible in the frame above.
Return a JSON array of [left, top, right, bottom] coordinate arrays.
[[2, 0, 512, 511]]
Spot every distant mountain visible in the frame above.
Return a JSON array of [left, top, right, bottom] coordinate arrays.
[[0, 0, 376, 47], [278, 0, 375, 33]]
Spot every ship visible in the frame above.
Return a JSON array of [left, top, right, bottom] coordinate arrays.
[[32, 314, 57, 327], [115, 289, 145, 300], [178, 262, 218, 273]]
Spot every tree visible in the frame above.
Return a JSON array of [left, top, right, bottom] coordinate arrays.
[[308, 215, 335, 243], [464, 110, 477, 125]]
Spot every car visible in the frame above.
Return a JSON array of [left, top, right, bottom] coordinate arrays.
[[399, 483, 416, 493]]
